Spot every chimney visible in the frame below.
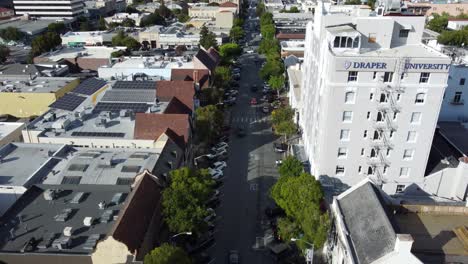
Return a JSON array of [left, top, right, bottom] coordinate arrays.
[[394, 234, 414, 254], [193, 70, 199, 84]]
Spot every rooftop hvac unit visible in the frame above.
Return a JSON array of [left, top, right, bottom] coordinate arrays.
[[63, 226, 73, 237], [43, 189, 58, 200], [98, 201, 106, 209], [83, 216, 94, 226]]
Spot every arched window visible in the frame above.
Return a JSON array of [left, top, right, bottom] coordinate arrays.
[[345, 91, 355, 103], [368, 166, 374, 175], [370, 148, 377, 158], [346, 37, 353, 48], [415, 93, 425, 104], [380, 93, 387, 103], [373, 130, 380, 140], [377, 112, 384, 122], [353, 37, 359, 48], [334, 37, 340, 48]]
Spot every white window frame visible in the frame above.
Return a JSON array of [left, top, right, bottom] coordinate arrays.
[[338, 148, 347, 158], [415, 93, 425, 104], [399, 167, 410, 178], [406, 131, 417, 142], [411, 112, 422, 124], [348, 71, 358, 82], [419, 72, 430, 83], [343, 111, 353, 122], [403, 149, 414, 160], [345, 91, 355, 104], [336, 165, 345, 176], [340, 129, 350, 141]]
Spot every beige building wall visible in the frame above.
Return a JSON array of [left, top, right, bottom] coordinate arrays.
[[215, 11, 234, 28], [0, 122, 24, 147], [139, 30, 160, 47], [92, 236, 133, 264], [0, 79, 79, 118], [189, 7, 219, 18], [407, 3, 468, 16]]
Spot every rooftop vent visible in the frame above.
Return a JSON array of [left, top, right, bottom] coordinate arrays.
[[100, 209, 114, 223], [70, 192, 86, 204], [98, 201, 106, 210], [63, 226, 73, 237], [54, 208, 73, 222], [83, 216, 94, 226], [44, 189, 59, 200], [110, 192, 125, 205], [52, 236, 71, 250]]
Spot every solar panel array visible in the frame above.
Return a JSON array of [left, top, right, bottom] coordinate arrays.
[[73, 78, 107, 95], [113, 81, 156, 90], [49, 94, 86, 111], [71, 131, 126, 138], [101, 89, 155, 103], [93, 102, 149, 113]]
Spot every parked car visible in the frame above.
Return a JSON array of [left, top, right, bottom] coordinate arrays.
[[228, 250, 240, 264], [224, 97, 236, 105], [250, 98, 257, 105], [210, 170, 223, 180], [236, 127, 246, 137], [204, 208, 216, 223], [274, 143, 287, 153], [250, 84, 258, 92], [211, 161, 227, 170], [211, 145, 228, 153], [213, 142, 228, 149], [262, 106, 270, 113], [206, 149, 227, 160]]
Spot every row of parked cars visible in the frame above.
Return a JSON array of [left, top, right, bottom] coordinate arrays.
[[222, 66, 241, 107]]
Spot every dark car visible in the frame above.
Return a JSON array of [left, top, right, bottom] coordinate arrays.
[[250, 84, 258, 92], [236, 127, 246, 137], [274, 143, 287, 153], [193, 252, 212, 264]]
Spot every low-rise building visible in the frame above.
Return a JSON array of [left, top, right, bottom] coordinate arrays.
[[34, 46, 127, 72], [326, 179, 468, 264], [287, 65, 302, 120], [0, 170, 166, 263], [447, 18, 468, 31], [171, 68, 210, 89], [0, 18, 62, 39], [273, 12, 313, 33], [209, 0, 240, 12], [0, 122, 24, 147], [276, 32, 306, 41], [104, 12, 150, 26], [406, 2, 468, 17], [0, 7, 14, 18], [280, 40, 305, 58], [188, 3, 237, 29], [0, 63, 69, 77], [0, 76, 79, 118], [61, 31, 117, 47]]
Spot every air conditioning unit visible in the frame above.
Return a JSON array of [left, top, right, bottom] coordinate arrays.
[[63, 226, 73, 237]]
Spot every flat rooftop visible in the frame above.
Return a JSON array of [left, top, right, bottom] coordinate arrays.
[[0, 19, 53, 35], [335, 43, 449, 59], [287, 68, 302, 103], [107, 56, 193, 70], [438, 121, 468, 155], [42, 146, 159, 185], [0, 184, 130, 254], [0, 143, 64, 187], [62, 30, 115, 37], [37, 46, 127, 61], [0, 122, 24, 141], [0, 77, 77, 93], [394, 212, 468, 259]]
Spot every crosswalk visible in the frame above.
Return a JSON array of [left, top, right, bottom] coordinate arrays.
[[230, 113, 270, 124]]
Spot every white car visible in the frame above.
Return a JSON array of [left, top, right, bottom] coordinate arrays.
[[211, 161, 227, 171], [211, 145, 228, 153], [211, 171, 223, 181], [246, 49, 254, 54], [214, 142, 228, 149]]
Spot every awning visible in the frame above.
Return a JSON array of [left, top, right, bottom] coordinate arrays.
[[401, 24, 413, 30]]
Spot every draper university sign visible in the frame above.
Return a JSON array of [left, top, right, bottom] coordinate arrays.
[[342, 60, 451, 72]]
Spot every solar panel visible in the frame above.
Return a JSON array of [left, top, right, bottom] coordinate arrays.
[[73, 78, 107, 95], [101, 89, 156, 103], [113, 81, 156, 90], [71, 131, 126, 138], [93, 102, 149, 113], [49, 94, 86, 111]]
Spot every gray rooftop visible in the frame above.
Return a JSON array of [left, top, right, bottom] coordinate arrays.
[[0, 64, 41, 76], [42, 146, 160, 185], [0, 76, 78, 93], [0, 184, 130, 254], [336, 182, 396, 264], [437, 121, 468, 155], [0, 143, 64, 187], [0, 19, 53, 35]]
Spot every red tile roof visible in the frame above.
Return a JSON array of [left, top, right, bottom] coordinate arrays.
[[156, 80, 195, 111], [134, 113, 190, 148], [171, 68, 210, 88], [276, 33, 306, 40], [219, 1, 238, 7], [111, 171, 164, 255], [164, 97, 192, 115]]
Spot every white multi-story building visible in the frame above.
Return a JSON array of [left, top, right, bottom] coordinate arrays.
[[13, 0, 85, 19], [300, 0, 451, 195]]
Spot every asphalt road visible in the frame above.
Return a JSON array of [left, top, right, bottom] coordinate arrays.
[[209, 5, 282, 263]]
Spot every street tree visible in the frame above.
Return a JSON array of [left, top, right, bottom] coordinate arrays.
[[279, 156, 304, 178], [427, 13, 449, 33], [144, 243, 191, 264], [280, 6, 300, 13], [258, 38, 280, 55], [162, 167, 215, 234], [213, 66, 231, 88], [270, 172, 330, 248], [229, 26, 244, 42], [260, 12, 273, 27], [199, 25, 218, 49], [31, 31, 62, 57], [0, 27, 23, 41], [271, 106, 296, 141], [437, 28, 468, 46], [260, 24, 275, 39], [256, 2, 265, 16], [219, 43, 241, 63], [98, 16, 107, 30], [276, 217, 301, 242], [259, 57, 283, 80], [233, 18, 244, 27], [112, 31, 141, 50], [0, 45, 10, 63], [158, 0, 173, 19], [48, 22, 66, 34], [268, 75, 285, 97], [344, 0, 362, 4], [141, 12, 165, 27], [121, 18, 136, 27], [195, 105, 223, 142]]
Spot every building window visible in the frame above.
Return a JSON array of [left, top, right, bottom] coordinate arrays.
[[390, 131, 394, 138], [373, 130, 380, 140], [348, 71, 358, 82], [411, 112, 421, 124], [415, 93, 425, 104], [343, 111, 353, 122], [383, 72, 393, 83], [419, 72, 430, 83], [399, 29, 409, 38], [407, 131, 417, 142], [460, 78, 465, 85], [370, 93, 374, 100], [363, 130, 368, 138], [358, 166, 362, 173], [334, 36, 359, 48], [383, 166, 388, 174], [399, 167, 410, 177], [396, 184, 406, 193], [386, 148, 391, 156], [403, 149, 414, 160], [400, 73, 405, 80], [340, 129, 350, 140], [376, 112, 384, 122], [379, 93, 387, 103], [345, 91, 355, 103], [393, 112, 398, 120], [336, 165, 345, 175], [373, 72, 377, 80], [397, 93, 401, 101], [453, 92, 463, 104], [368, 166, 374, 175], [361, 148, 365, 156], [370, 148, 378, 158], [338, 148, 347, 158], [368, 33, 376, 43], [367, 112, 371, 119]]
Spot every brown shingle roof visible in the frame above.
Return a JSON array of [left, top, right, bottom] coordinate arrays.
[[134, 113, 190, 148], [164, 97, 192, 114], [207, 47, 221, 65], [195, 49, 217, 71], [111, 171, 164, 255], [156, 80, 195, 111], [276, 33, 306, 40], [219, 1, 238, 7], [171, 68, 210, 88]]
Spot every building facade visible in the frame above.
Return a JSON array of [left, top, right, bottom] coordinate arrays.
[[300, 1, 451, 195], [13, 0, 85, 19]]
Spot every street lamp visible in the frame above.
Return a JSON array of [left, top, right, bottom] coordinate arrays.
[[170, 232, 192, 246], [290, 238, 314, 264], [194, 155, 208, 166]]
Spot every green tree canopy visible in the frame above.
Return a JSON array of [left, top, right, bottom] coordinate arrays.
[[0, 45, 10, 63], [141, 12, 165, 27], [126, 5, 140, 13], [229, 26, 244, 43], [344, 0, 362, 4], [98, 16, 107, 30], [0, 27, 24, 42], [271, 106, 296, 140], [256, 2, 265, 16], [158, 0, 173, 19], [219, 43, 241, 62], [213, 66, 231, 88], [427, 13, 449, 33], [258, 38, 280, 55], [260, 24, 276, 39], [233, 18, 244, 27], [31, 31, 62, 57], [162, 167, 215, 234], [121, 18, 136, 27], [437, 26, 468, 46], [48, 22, 66, 34], [199, 25, 218, 49], [268, 74, 284, 97], [144, 243, 191, 264], [259, 56, 283, 80], [279, 156, 304, 178], [271, 172, 329, 248], [112, 31, 141, 50], [280, 6, 300, 13], [195, 105, 223, 142]]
